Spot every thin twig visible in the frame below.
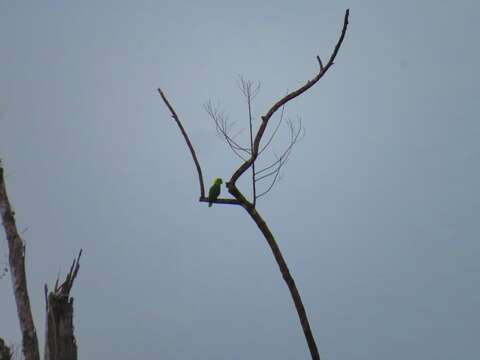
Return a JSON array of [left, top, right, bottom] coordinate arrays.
[[238, 77, 259, 207], [204, 101, 250, 161], [255, 117, 302, 183], [316, 56, 324, 71], [256, 160, 283, 198]]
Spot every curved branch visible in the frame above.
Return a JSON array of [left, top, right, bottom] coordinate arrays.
[[229, 9, 350, 187], [255, 162, 282, 199], [158, 89, 206, 198]]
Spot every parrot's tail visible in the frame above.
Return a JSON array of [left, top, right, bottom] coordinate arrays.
[[208, 202, 213, 207]]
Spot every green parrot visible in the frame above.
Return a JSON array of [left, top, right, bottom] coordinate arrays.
[[208, 178, 223, 207]]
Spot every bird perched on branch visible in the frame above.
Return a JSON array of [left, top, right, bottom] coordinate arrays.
[[208, 178, 223, 207]]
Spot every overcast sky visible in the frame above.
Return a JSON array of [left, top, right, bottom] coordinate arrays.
[[1, 1, 479, 359]]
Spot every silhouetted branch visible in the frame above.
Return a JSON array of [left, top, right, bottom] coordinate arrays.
[[316, 56, 324, 71], [256, 117, 303, 176], [158, 92, 241, 206], [158, 89, 206, 198], [258, 97, 286, 156], [229, 9, 350, 187], [255, 117, 303, 200], [255, 155, 283, 199], [238, 77, 261, 206]]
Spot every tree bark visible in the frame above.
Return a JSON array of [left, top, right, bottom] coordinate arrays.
[[44, 293, 78, 360], [0, 162, 40, 360], [0, 338, 12, 360]]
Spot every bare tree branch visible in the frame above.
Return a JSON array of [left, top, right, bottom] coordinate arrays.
[[255, 116, 303, 199], [238, 77, 261, 206], [229, 9, 350, 188], [204, 101, 249, 161], [258, 95, 287, 156], [256, 117, 303, 176], [316, 56, 324, 71], [238, 76, 261, 100], [255, 154, 283, 199], [158, 92, 242, 206], [158, 89, 206, 198]]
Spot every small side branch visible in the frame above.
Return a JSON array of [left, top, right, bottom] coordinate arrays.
[[158, 89, 206, 198], [255, 117, 304, 199], [316, 56, 324, 71]]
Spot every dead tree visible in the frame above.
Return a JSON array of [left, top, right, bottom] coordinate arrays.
[[158, 9, 350, 360], [0, 160, 81, 360], [44, 251, 82, 360]]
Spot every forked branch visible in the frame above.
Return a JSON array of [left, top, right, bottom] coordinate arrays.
[[158, 91, 241, 206]]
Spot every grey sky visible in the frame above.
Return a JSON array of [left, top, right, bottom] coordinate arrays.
[[1, 1, 479, 359]]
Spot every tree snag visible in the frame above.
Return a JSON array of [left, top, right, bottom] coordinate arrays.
[[44, 251, 82, 360]]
